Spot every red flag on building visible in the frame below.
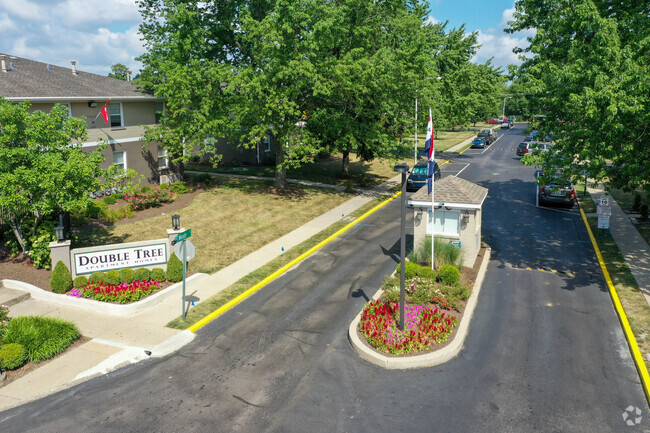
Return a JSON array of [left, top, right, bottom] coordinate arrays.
[[100, 99, 110, 124]]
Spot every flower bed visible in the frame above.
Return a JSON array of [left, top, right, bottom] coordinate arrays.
[[123, 188, 174, 211], [359, 299, 458, 355], [68, 280, 163, 304]]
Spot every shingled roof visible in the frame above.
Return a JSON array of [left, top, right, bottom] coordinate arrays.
[[408, 176, 488, 209], [0, 53, 155, 101]]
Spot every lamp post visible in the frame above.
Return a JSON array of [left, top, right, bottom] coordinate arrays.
[[394, 163, 409, 331], [171, 214, 181, 231], [502, 96, 512, 119], [54, 225, 65, 242]]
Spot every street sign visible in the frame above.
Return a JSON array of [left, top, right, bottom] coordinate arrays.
[[174, 239, 196, 262], [598, 215, 610, 229], [597, 205, 612, 216], [174, 228, 192, 243], [449, 240, 461, 248], [600, 195, 609, 206]]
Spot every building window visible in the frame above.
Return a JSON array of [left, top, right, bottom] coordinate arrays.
[[154, 101, 164, 124], [264, 135, 271, 152], [113, 151, 126, 171], [157, 146, 169, 170], [64, 103, 72, 118], [110, 102, 123, 128], [428, 210, 460, 237]]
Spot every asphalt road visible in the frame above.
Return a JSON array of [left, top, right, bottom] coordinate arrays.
[[0, 125, 648, 432]]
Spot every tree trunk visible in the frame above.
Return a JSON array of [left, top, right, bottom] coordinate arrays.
[[341, 150, 350, 176], [8, 219, 27, 254], [274, 140, 287, 189]]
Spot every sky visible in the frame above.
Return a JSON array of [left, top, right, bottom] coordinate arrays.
[[0, 0, 531, 77]]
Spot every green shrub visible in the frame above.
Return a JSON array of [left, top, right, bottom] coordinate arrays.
[[641, 204, 649, 221], [416, 265, 437, 281], [105, 270, 121, 286], [103, 195, 117, 205], [134, 268, 151, 282], [166, 253, 183, 283], [73, 276, 88, 288], [119, 268, 136, 284], [396, 261, 419, 279], [0, 305, 10, 343], [89, 272, 106, 284], [112, 192, 124, 200], [408, 236, 462, 268], [0, 343, 28, 370], [438, 265, 461, 285], [633, 194, 642, 212], [151, 268, 166, 282], [2, 316, 80, 363], [383, 286, 400, 303], [85, 201, 108, 219], [140, 185, 152, 193], [159, 183, 169, 190], [26, 220, 57, 269], [50, 261, 73, 293], [170, 181, 189, 195]]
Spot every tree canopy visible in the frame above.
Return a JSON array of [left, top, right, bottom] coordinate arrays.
[[137, 0, 505, 187], [108, 63, 131, 81], [507, 0, 650, 190], [0, 98, 104, 254]]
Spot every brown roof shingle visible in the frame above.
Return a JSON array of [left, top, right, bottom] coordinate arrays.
[[410, 176, 488, 205], [0, 53, 154, 100]]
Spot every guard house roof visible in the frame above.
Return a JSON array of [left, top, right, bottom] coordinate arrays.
[[408, 176, 488, 210], [0, 53, 159, 102]]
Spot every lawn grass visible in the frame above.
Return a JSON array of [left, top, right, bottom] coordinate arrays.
[[188, 153, 400, 188], [78, 177, 353, 274], [167, 195, 391, 329], [579, 193, 650, 373], [403, 127, 486, 153]]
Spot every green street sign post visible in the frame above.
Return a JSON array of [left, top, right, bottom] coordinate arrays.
[[172, 228, 193, 320], [174, 228, 192, 243]]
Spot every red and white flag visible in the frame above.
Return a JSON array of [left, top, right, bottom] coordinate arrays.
[[99, 99, 111, 124], [424, 108, 434, 160]]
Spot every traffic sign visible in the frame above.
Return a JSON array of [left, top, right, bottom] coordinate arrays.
[[597, 205, 612, 217], [598, 215, 610, 229], [174, 239, 196, 262], [174, 228, 192, 243]]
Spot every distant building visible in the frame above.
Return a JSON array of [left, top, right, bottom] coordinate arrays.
[[0, 53, 180, 184]]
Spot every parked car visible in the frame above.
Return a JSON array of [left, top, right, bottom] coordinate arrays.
[[477, 128, 496, 145], [500, 121, 511, 129], [522, 141, 553, 155], [539, 178, 576, 208], [471, 137, 487, 149], [486, 118, 501, 124], [406, 161, 441, 192], [516, 142, 528, 156], [521, 135, 535, 143]]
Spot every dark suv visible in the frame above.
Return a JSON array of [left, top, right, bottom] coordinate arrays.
[[406, 161, 441, 192], [538, 178, 576, 208]]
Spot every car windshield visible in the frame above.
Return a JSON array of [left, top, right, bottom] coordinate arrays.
[[412, 166, 428, 175]]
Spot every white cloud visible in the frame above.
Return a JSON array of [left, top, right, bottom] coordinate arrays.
[[426, 15, 440, 26], [472, 30, 529, 70], [0, 0, 144, 76], [501, 6, 516, 27]]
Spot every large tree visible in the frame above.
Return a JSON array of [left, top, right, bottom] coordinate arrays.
[[137, 0, 445, 187], [108, 63, 131, 81], [507, 0, 650, 190], [0, 98, 105, 254]]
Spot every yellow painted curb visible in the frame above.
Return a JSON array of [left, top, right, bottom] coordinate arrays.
[[188, 191, 401, 332], [579, 208, 650, 405]]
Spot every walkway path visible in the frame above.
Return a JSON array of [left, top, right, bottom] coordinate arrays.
[[587, 184, 650, 307]]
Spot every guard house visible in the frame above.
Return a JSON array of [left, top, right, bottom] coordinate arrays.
[[408, 176, 488, 268]]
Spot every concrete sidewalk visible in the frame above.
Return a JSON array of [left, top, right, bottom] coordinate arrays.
[[587, 185, 650, 307], [0, 174, 402, 412]]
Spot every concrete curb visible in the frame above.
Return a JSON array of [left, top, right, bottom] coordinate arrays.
[[348, 247, 491, 369], [1, 273, 208, 316], [74, 331, 196, 381]]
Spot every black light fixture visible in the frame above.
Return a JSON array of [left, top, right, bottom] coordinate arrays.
[[171, 214, 180, 230], [54, 225, 65, 241], [393, 163, 409, 174]]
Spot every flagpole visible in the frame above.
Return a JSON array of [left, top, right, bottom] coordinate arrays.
[[430, 109, 435, 270], [414, 98, 418, 167]]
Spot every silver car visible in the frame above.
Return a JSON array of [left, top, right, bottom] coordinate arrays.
[[539, 179, 576, 208]]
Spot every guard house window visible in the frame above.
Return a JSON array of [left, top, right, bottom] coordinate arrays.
[[427, 210, 461, 237], [154, 101, 164, 124], [110, 102, 123, 128], [263, 135, 271, 152], [157, 146, 169, 169], [113, 151, 126, 171]]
